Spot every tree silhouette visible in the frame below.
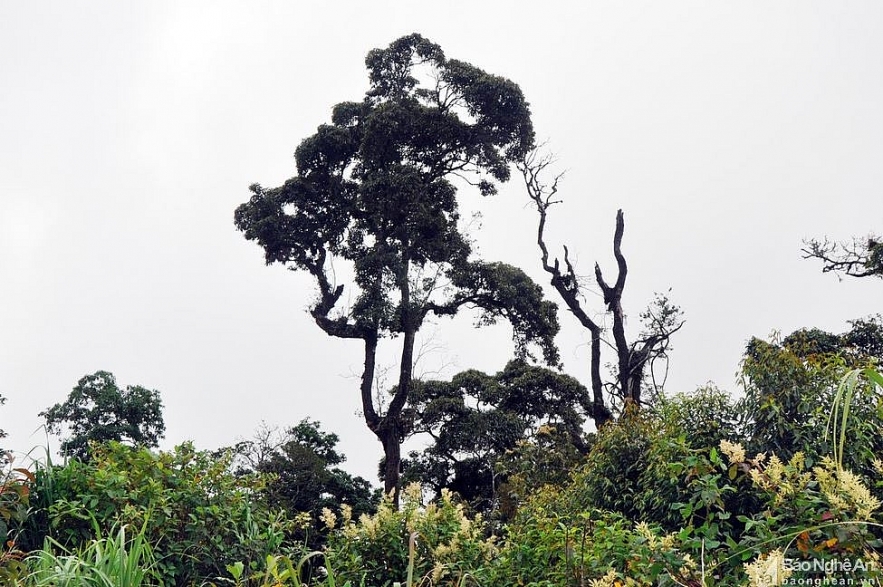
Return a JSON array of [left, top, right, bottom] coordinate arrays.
[[520, 152, 684, 428], [235, 34, 559, 502]]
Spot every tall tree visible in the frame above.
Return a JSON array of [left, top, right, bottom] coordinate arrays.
[[519, 152, 684, 428], [235, 34, 559, 502], [802, 234, 882, 279], [41, 371, 165, 459]]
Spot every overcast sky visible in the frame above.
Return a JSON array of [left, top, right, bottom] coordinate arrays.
[[2, 2, 881, 482]]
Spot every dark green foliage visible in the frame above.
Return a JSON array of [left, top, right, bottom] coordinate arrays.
[[40, 371, 165, 460], [25, 442, 291, 585], [780, 316, 883, 364], [570, 411, 660, 521], [449, 263, 560, 365], [235, 33, 556, 497], [843, 315, 883, 359], [245, 420, 379, 549], [403, 360, 589, 513]]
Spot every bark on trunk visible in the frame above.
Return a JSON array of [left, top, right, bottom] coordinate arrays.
[[380, 424, 403, 508]]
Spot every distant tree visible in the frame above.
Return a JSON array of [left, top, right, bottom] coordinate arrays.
[[519, 153, 684, 428], [237, 419, 377, 549], [802, 233, 883, 279], [402, 360, 590, 513], [235, 34, 559, 503], [842, 315, 883, 358], [40, 371, 165, 459]]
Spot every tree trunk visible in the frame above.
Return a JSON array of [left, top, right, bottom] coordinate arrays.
[[359, 334, 407, 505], [380, 254, 418, 508], [380, 423, 403, 508], [590, 329, 613, 428]]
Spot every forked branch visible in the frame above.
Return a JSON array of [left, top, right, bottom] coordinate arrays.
[[520, 149, 682, 422]]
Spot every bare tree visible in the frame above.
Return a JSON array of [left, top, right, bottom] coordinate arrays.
[[519, 151, 684, 428], [231, 421, 292, 473], [802, 235, 882, 279]]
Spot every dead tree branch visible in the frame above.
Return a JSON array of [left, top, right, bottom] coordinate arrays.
[[802, 235, 882, 279], [519, 150, 683, 423]]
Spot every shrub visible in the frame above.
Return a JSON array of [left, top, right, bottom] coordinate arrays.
[[657, 383, 740, 450], [28, 441, 294, 585], [558, 409, 704, 530], [487, 484, 692, 586], [737, 333, 883, 477], [325, 483, 495, 587], [0, 456, 32, 584]]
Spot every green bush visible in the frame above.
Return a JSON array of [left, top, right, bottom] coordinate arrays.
[[657, 384, 739, 450], [27, 441, 294, 585], [737, 332, 883, 477], [325, 483, 495, 587], [487, 484, 692, 586], [556, 410, 701, 530]]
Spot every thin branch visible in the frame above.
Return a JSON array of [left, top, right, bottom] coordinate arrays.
[[802, 235, 882, 279], [519, 150, 611, 426]]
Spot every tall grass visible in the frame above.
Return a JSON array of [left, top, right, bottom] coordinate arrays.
[[826, 366, 883, 470], [26, 522, 156, 587]]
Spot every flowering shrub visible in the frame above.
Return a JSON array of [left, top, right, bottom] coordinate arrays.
[[488, 414, 883, 586], [728, 446, 883, 584], [325, 483, 495, 586], [486, 484, 693, 586]]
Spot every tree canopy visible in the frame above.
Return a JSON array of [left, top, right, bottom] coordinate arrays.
[[234, 33, 559, 500], [402, 360, 590, 513], [40, 371, 165, 460], [235, 420, 378, 550]]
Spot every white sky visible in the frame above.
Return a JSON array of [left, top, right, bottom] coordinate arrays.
[[1, 2, 881, 482]]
